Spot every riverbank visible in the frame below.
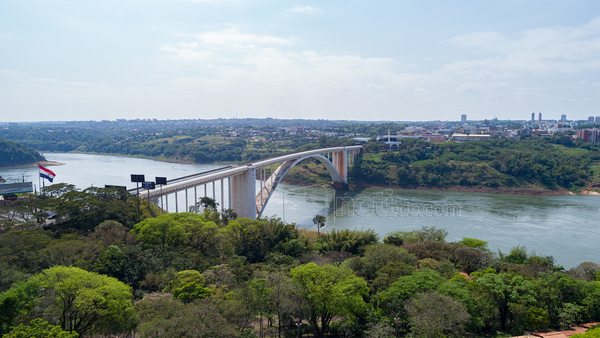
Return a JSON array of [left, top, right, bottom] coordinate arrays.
[[356, 184, 576, 196], [0, 160, 64, 169], [281, 178, 590, 196]]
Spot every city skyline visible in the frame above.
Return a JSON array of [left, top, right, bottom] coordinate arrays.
[[2, 1, 600, 122]]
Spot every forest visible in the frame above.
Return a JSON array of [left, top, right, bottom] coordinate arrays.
[[0, 120, 399, 164], [1, 184, 600, 337], [0, 138, 45, 168], [347, 137, 600, 191]]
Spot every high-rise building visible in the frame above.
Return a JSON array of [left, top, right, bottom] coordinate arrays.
[[531, 113, 535, 123], [596, 116, 600, 124], [538, 112, 542, 124], [461, 114, 467, 123], [578, 129, 600, 143], [588, 116, 594, 123], [561, 114, 567, 122]]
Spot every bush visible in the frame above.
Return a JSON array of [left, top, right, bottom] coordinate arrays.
[[385, 226, 448, 244], [327, 229, 379, 255]]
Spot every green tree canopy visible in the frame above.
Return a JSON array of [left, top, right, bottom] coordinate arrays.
[[0, 266, 134, 337], [164, 270, 212, 303], [290, 263, 369, 338], [2, 318, 78, 338]]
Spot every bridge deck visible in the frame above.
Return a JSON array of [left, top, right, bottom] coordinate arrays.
[[136, 145, 363, 202]]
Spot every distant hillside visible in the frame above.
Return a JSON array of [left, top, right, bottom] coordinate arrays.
[[0, 137, 45, 167]]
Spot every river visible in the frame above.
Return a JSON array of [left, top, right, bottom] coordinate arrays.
[[1, 153, 598, 269]]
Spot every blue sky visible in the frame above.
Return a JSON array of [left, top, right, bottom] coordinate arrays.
[[1, 0, 600, 122]]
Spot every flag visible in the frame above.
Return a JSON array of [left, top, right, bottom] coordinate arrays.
[[39, 164, 56, 183]]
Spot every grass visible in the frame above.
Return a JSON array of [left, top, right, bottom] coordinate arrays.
[[298, 228, 326, 245], [362, 153, 381, 162], [550, 144, 591, 155]]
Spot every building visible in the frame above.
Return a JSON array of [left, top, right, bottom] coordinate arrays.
[[352, 137, 370, 144], [561, 114, 567, 122], [423, 135, 446, 143], [452, 134, 492, 141], [577, 129, 600, 143], [376, 135, 421, 141], [531, 112, 535, 123], [538, 112, 542, 124], [596, 117, 600, 124], [461, 114, 467, 123], [588, 116, 595, 123]]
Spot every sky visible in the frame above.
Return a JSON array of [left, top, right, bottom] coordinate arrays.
[[1, 0, 600, 122]]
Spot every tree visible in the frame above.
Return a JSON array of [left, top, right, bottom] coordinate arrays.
[[41, 183, 76, 198], [457, 237, 490, 252], [405, 291, 471, 338], [453, 246, 492, 274], [290, 263, 368, 338], [475, 272, 537, 331], [2, 266, 135, 337], [264, 271, 296, 338], [312, 215, 326, 236], [165, 270, 212, 303], [0, 279, 42, 335], [132, 214, 186, 249], [568, 262, 600, 282], [2, 318, 78, 338], [221, 208, 237, 225], [385, 226, 448, 244], [353, 244, 417, 281], [199, 197, 218, 210], [135, 292, 236, 338], [249, 278, 271, 337], [326, 229, 379, 255]]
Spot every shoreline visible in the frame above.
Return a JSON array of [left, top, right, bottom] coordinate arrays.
[[0, 160, 65, 169], [356, 184, 575, 196], [280, 179, 595, 196]]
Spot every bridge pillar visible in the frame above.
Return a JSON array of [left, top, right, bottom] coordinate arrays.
[[332, 150, 349, 190], [230, 166, 257, 219]]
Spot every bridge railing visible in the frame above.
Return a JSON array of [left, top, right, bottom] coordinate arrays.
[[251, 145, 363, 169]]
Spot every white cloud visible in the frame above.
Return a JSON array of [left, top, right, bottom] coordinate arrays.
[[442, 17, 600, 79], [156, 27, 442, 118], [160, 46, 214, 60], [288, 6, 321, 14], [455, 82, 510, 94], [190, 28, 294, 46]]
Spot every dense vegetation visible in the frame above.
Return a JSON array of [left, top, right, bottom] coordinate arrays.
[[0, 138, 45, 167], [4, 119, 599, 191], [348, 137, 600, 191], [0, 120, 396, 163], [1, 187, 599, 337]]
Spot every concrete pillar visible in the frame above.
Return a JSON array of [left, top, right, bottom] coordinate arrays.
[[332, 150, 349, 190], [333, 150, 347, 182], [230, 166, 256, 219]]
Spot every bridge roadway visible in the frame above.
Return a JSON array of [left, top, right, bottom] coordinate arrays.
[[137, 145, 363, 219]]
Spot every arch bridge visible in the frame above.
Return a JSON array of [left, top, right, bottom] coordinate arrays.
[[138, 145, 363, 219]]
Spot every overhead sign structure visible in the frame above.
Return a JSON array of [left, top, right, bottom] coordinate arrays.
[[105, 185, 127, 190], [142, 182, 156, 190], [131, 174, 145, 183], [0, 182, 33, 195]]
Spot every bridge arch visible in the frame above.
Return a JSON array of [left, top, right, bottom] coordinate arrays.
[[256, 154, 343, 218]]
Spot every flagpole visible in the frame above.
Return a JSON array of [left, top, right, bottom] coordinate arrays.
[[38, 163, 41, 196]]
